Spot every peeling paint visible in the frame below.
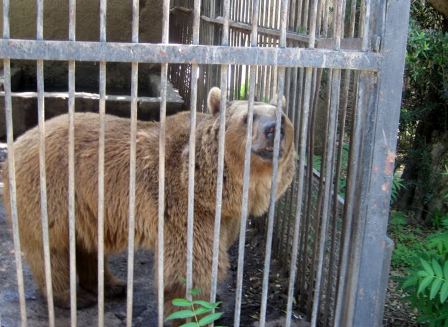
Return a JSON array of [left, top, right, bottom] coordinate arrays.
[[384, 150, 396, 176]]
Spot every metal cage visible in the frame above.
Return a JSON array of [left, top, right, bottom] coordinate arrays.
[[0, 0, 410, 326]]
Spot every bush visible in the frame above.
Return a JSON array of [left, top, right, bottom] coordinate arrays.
[[400, 219, 448, 326]]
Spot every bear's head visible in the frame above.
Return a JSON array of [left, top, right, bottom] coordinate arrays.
[[207, 86, 295, 172]]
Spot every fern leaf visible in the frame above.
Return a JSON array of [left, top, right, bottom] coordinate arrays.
[[421, 259, 434, 275], [440, 281, 448, 303], [433, 259, 444, 279], [430, 278, 443, 300], [418, 275, 434, 295], [417, 270, 430, 278]]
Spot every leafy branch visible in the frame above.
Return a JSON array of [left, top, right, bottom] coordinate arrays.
[[166, 288, 225, 327]]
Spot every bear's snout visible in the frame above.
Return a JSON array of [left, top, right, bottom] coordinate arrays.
[[252, 114, 287, 160]]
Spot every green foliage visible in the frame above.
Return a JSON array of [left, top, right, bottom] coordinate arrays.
[[166, 288, 225, 327], [391, 173, 406, 204], [389, 211, 425, 269], [238, 82, 248, 100], [406, 24, 448, 105], [396, 3, 448, 218], [400, 216, 448, 326], [312, 143, 350, 197], [432, 211, 448, 229], [312, 154, 322, 172]]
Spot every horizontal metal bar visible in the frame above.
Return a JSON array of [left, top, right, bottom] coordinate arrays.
[[0, 91, 183, 103], [0, 40, 380, 70], [200, 15, 310, 43]]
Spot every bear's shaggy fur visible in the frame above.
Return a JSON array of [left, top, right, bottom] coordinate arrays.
[[3, 87, 295, 318]]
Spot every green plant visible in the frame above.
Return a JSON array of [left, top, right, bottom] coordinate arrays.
[[402, 258, 448, 326], [390, 210, 408, 229], [165, 288, 225, 327], [238, 82, 248, 100], [389, 211, 428, 269], [400, 218, 448, 326], [391, 172, 406, 204]]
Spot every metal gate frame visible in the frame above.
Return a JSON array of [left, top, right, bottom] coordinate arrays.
[[0, 0, 410, 326]]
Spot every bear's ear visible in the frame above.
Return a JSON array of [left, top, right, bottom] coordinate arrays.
[[207, 87, 221, 116], [270, 95, 287, 112]]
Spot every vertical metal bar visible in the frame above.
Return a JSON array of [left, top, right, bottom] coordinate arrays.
[[68, 0, 77, 325], [306, 68, 328, 318], [349, 0, 357, 37], [3, 2, 27, 325], [361, 0, 372, 51], [333, 70, 363, 327], [233, 0, 259, 325], [97, 0, 107, 325], [296, 0, 304, 32], [335, 0, 374, 325], [258, 0, 288, 326], [285, 0, 320, 324], [310, 0, 344, 320], [332, 0, 359, 321], [323, 0, 350, 323], [346, 0, 409, 325], [310, 69, 341, 326], [186, 0, 201, 301], [210, 0, 230, 306], [126, 0, 139, 325], [4, 61, 29, 327], [36, 0, 55, 325], [157, 0, 169, 325]]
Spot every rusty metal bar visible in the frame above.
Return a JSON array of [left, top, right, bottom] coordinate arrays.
[[97, 0, 107, 326], [259, 0, 289, 326], [68, 0, 77, 324], [36, 0, 55, 325], [0, 40, 382, 71], [233, 0, 260, 325], [210, 0, 230, 307], [3, 0, 27, 325], [126, 0, 139, 325], [186, 0, 201, 301]]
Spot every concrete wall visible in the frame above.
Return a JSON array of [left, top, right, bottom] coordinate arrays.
[[0, 0, 163, 42]]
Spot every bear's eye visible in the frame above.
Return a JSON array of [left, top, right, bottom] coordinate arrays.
[[243, 113, 257, 125]]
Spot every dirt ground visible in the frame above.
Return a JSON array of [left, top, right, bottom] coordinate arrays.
[[383, 271, 418, 326], [0, 198, 419, 326], [0, 198, 311, 327]]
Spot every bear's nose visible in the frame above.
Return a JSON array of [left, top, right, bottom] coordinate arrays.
[[263, 117, 285, 142]]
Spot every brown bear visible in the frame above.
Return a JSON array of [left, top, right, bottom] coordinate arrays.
[[2, 87, 296, 319]]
